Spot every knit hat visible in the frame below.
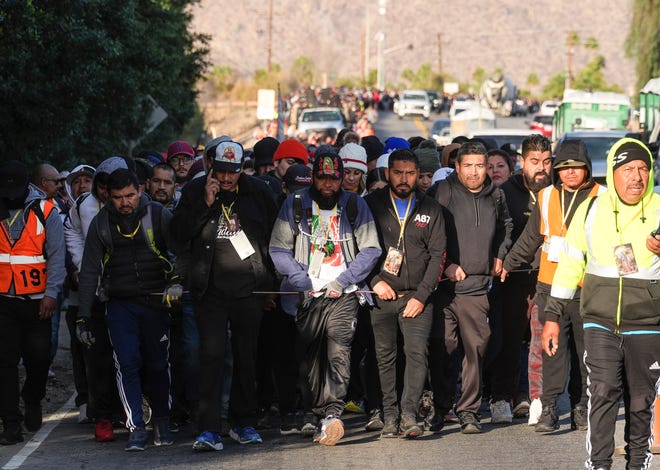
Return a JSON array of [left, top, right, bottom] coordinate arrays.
[[414, 145, 440, 174], [273, 139, 309, 165], [0, 160, 29, 199], [361, 136, 384, 163], [253, 136, 280, 167], [313, 149, 344, 180], [339, 143, 368, 174], [612, 140, 651, 172], [383, 136, 410, 154]]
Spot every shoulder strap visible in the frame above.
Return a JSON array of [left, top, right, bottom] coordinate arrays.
[[346, 192, 358, 231], [293, 192, 303, 236], [584, 195, 598, 222], [141, 203, 173, 274], [26, 200, 47, 228], [74, 192, 91, 220]]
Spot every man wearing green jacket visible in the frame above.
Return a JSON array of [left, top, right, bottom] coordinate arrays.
[[542, 138, 660, 470]]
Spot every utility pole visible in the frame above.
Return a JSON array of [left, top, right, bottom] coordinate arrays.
[[267, 0, 273, 72], [364, 4, 370, 86], [376, 0, 386, 90], [437, 33, 443, 75], [566, 31, 574, 90]]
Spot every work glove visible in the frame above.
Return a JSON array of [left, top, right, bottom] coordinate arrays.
[[323, 279, 344, 299], [76, 317, 95, 348], [162, 283, 184, 307], [288, 271, 313, 292]]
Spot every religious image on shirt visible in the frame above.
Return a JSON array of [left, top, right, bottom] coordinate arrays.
[[310, 211, 342, 266]]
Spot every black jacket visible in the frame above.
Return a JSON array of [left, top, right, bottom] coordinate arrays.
[[433, 172, 513, 295], [365, 187, 446, 305], [499, 171, 540, 270], [171, 173, 278, 300]]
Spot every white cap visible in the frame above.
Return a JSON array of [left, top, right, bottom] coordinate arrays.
[[376, 153, 391, 169]]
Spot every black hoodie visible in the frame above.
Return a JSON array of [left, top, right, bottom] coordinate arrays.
[[434, 171, 512, 295]]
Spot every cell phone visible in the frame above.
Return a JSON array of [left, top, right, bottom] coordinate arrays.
[[652, 223, 660, 238]]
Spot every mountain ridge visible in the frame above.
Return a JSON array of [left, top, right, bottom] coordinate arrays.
[[192, 0, 636, 96]]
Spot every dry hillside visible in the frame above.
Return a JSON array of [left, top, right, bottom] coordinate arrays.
[[192, 0, 636, 96]]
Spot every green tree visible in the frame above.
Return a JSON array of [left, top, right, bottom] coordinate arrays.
[[527, 73, 540, 87], [210, 65, 237, 94], [0, 0, 209, 169], [400, 63, 442, 90], [290, 55, 316, 87], [625, 0, 660, 92], [543, 72, 567, 99], [573, 55, 623, 92]]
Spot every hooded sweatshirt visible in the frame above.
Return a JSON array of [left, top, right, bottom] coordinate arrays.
[[1, 184, 66, 300], [545, 138, 660, 331], [503, 141, 605, 294]]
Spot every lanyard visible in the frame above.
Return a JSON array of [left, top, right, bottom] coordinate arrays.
[[6, 210, 22, 229], [559, 186, 582, 235], [116, 220, 141, 239], [389, 191, 413, 248], [221, 201, 236, 226], [528, 190, 537, 205], [313, 202, 336, 242]]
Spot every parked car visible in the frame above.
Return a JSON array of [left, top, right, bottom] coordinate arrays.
[[431, 118, 452, 145], [296, 107, 346, 138], [394, 90, 432, 120], [554, 130, 628, 185], [528, 114, 553, 137], [539, 100, 560, 116]]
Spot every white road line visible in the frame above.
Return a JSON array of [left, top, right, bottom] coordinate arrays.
[[2, 394, 75, 470]]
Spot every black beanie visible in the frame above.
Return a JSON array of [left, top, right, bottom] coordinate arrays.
[[253, 137, 280, 167], [361, 136, 384, 163], [612, 140, 651, 172]]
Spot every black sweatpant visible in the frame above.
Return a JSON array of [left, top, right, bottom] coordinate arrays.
[[371, 293, 433, 421], [0, 297, 50, 424], [196, 293, 263, 432], [583, 327, 660, 470], [439, 292, 490, 415], [539, 297, 586, 408], [65, 304, 88, 408], [346, 305, 382, 412], [297, 294, 358, 418], [489, 272, 536, 402]]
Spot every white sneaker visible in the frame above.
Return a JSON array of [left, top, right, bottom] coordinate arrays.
[[528, 398, 542, 426], [490, 400, 513, 424]]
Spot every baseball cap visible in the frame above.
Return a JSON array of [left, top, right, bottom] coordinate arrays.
[[283, 164, 312, 192], [313, 150, 344, 180], [167, 140, 195, 162], [0, 160, 30, 199], [210, 140, 244, 173]]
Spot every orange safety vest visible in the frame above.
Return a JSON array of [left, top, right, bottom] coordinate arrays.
[[537, 184, 603, 285], [0, 200, 55, 295]]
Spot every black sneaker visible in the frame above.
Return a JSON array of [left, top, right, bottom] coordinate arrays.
[[379, 417, 399, 439], [535, 405, 559, 433], [429, 412, 445, 433], [24, 402, 42, 432], [280, 412, 301, 436], [365, 409, 384, 432], [458, 411, 482, 434], [571, 405, 588, 431], [399, 415, 423, 439], [0, 423, 23, 446]]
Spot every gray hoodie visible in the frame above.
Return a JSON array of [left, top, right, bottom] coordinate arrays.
[[2, 184, 66, 299]]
